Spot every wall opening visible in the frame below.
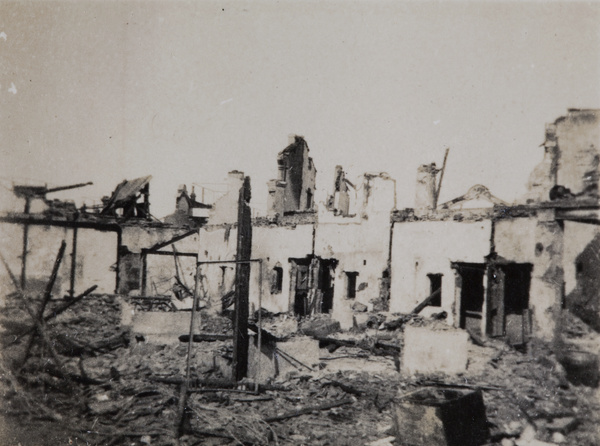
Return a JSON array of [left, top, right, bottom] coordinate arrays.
[[270, 266, 283, 294], [293, 262, 310, 316], [487, 263, 533, 344], [427, 273, 443, 307], [454, 263, 486, 333], [346, 271, 358, 299], [290, 257, 337, 316], [318, 259, 336, 313]]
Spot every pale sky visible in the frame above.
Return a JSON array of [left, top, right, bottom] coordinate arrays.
[[1, 1, 599, 217]]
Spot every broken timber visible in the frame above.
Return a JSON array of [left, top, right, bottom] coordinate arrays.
[[263, 397, 354, 423], [410, 288, 441, 315], [316, 336, 400, 355], [233, 176, 252, 381], [20, 241, 67, 367]]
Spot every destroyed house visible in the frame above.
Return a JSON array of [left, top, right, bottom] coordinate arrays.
[[0, 176, 201, 302], [198, 110, 600, 345]]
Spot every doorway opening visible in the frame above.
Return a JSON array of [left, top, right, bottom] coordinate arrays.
[[454, 263, 486, 334], [289, 256, 337, 316], [487, 263, 533, 345]]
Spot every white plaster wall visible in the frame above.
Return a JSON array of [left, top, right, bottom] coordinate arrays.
[[0, 223, 117, 299], [198, 223, 314, 314], [316, 175, 396, 328], [494, 217, 537, 263], [75, 229, 118, 294], [252, 224, 314, 314], [198, 225, 238, 312], [316, 218, 390, 328], [390, 220, 492, 324]]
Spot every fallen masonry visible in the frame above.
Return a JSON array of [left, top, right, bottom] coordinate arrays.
[[1, 288, 599, 446], [1, 109, 600, 445]]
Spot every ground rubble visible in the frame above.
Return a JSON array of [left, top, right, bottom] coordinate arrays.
[[0, 294, 599, 446]]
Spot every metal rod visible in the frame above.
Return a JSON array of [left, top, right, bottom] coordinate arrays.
[[256, 260, 263, 392], [176, 262, 202, 439], [197, 259, 262, 265], [186, 264, 201, 381]]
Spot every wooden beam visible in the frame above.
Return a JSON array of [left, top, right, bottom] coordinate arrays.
[[20, 241, 67, 367], [233, 176, 252, 381], [145, 228, 198, 252], [410, 288, 441, 315], [142, 250, 198, 258]]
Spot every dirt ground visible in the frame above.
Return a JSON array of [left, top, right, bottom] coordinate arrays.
[[1, 293, 599, 446]]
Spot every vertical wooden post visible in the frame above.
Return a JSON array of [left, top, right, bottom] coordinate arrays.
[[69, 227, 78, 299], [141, 252, 148, 296], [20, 198, 31, 291], [233, 176, 252, 381]]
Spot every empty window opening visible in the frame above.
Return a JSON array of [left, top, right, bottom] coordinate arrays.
[[427, 273, 442, 307], [271, 266, 283, 294], [306, 189, 313, 209], [346, 272, 359, 298]]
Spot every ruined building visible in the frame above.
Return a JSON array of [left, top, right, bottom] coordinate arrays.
[[267, 135, 316, 217], [1, 109, 599, 346], [197, 109, 600, 345]]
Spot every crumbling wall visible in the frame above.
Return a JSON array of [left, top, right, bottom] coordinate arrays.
[[555, 109, 600, 196], [390, 220, 492, 324], [0, 222, 117, 299], [208, 171, 245, 225], [144, 233, 199, 296], [414, 163, 438, 216], [268, 136, 316, 217], [564, 221, 600, 330], [198, 222, 315, 315], [316, 174, 396, 328], [525, 109, 600, 203], [118, 224, 191, 294], [197, 224, 238, 312], [495, 215, 563, 341]]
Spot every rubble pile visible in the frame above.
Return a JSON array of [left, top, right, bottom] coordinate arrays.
[[1, 293, 599, 446]]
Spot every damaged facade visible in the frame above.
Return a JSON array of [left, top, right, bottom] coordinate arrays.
[[0, 176, 200, 302], [2, 110, 598, 346], [196, 110, 600, 346], [2, 110, 600, 446]]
